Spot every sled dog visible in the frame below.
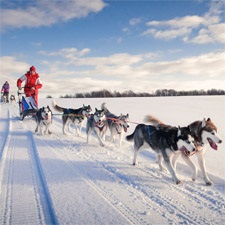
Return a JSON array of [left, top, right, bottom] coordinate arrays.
[[126, 123, 196, 184], [146, 115, 222, 185], [10, 95, 16, 103], [35, 106, 52, 135], [101, 102, 130, 146], [52, 100, 92, 135], [86, 108, 107, 147]]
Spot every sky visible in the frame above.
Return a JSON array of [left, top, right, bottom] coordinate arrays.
[[0, 0, 225, 98]]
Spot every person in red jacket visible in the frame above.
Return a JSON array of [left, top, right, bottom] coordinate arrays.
[[17, 66, 43, 106]]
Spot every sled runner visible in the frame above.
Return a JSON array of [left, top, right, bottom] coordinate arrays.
[[18, 91, 38, 120]]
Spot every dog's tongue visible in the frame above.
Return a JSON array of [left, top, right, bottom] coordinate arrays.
[[180, 146, 190, 156], [123, 126, 128, 132], [208, 138, 218, 150], [45, 115, 49, 120]]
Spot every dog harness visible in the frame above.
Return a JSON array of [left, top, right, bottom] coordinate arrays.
[[146, 125, 154, 147]]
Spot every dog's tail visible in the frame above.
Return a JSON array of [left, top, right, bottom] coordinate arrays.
[[126, 132, 135, 141], [144, 115, 165, 126], [52, 100, 64, 112], [101, 102, 109, 113]]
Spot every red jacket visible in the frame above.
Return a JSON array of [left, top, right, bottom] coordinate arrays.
[[17, 71, 42, 106], [17, 72, 42, 95]]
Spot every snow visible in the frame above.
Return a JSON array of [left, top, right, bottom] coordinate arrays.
[[0, 96, 225, 225]]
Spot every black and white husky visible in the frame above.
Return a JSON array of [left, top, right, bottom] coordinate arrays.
[[126, 123, 196, 184], [10, 95, 16, 103], [52, 100, 92, 135], [101, 102, 130, 146], [86, 108, 107, 147], [146, 116, 222, 185], [35, 106, 52, 135]]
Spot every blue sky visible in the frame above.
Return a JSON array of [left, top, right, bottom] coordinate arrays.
[[0, 0, 224, 97]]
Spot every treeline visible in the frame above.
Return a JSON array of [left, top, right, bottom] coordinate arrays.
[[57, 88, 225, 98]]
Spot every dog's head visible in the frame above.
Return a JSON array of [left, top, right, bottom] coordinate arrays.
[[40, 106, 52, 121], [10, 95, 15, 100], [82, 104, 92, 117], [94, 108, 106, 124], [177, 126, 196, 155], [200, 118, 222, 150], [118, 113, 130, 132]]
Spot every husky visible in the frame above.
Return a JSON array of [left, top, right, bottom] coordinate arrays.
[[52, 100, 92, 135], [126, 123, 196, 184], [101, 102, 130, 146], [35, 106, 52, 135], [10, 95, 16, 103], [86, 108, 107, 147], [146, 115, 222, 185], [1, 94, 6, 103]]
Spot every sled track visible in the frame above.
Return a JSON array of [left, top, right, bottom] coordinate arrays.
[[0, 130, 58, 224], [27, 131, 58, 225], [0, 109, 10, 161], [42, 135, 145, 225], [51, 134, 225, 225]]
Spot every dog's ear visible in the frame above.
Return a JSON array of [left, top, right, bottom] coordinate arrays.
[[127, 113, 129, 117], [202, 118, 207, 127], [178, 126, 181, 136], [187, 125, 190, 132], [95, 108, 98, 112]]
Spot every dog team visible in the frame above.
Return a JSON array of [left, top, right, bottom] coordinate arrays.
[[29, 100, 223, 185]]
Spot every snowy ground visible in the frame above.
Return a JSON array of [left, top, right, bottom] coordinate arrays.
[[0, 96, 225, 225]]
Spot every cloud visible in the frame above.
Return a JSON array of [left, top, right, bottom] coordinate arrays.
[[39, 48, 91, 59], [1, 50, 224, 97], [0, 0, 106, 31], [142, 1, 225, 44], [129, 17, 142, 26]]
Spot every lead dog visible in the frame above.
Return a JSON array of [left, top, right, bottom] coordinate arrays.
[[52, 100, 92, 135], [126, 123, 196, 184], [86, 108, 107, 147], [146, 115, 222, 185], [35, 106, 52, 135], [101, 102, 130, 146]]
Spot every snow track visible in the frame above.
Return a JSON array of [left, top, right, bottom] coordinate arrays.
[[0, 98, 225, 225], [0, 105, 57, 225]]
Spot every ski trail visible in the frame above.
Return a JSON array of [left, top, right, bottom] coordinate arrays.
[[49, 133, 225, 225], [0, 108, 10, 160], [0, 105, 58, 225]]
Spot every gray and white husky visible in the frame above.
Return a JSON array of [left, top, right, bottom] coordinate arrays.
[[52, 100, 92, 135], [101, 102, 130, 146], [126, 123, 196, 184], [35, 106, 52, 135], [86, 108, 107, 147], [146, 116, 222, 185], [187, 118, 222, 185]]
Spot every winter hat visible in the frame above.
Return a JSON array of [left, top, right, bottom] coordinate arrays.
[[30, 66, 36, 72]]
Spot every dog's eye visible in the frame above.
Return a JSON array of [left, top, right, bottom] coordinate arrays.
[[211, 132, 215, 135], [186, 140, 191, 144]]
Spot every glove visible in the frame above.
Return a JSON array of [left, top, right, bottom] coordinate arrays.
[[18, 86, 22, 90], [30, 87, 35, 90]]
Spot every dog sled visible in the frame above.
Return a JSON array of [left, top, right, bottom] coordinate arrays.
[[18, 91, 38, 120]]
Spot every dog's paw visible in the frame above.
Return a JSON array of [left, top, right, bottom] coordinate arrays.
[[206, 181, 212, 186], [176, 180, 182, 185]]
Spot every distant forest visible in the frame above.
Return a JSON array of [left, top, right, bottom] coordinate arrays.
[[51, 88, 225, 98]]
